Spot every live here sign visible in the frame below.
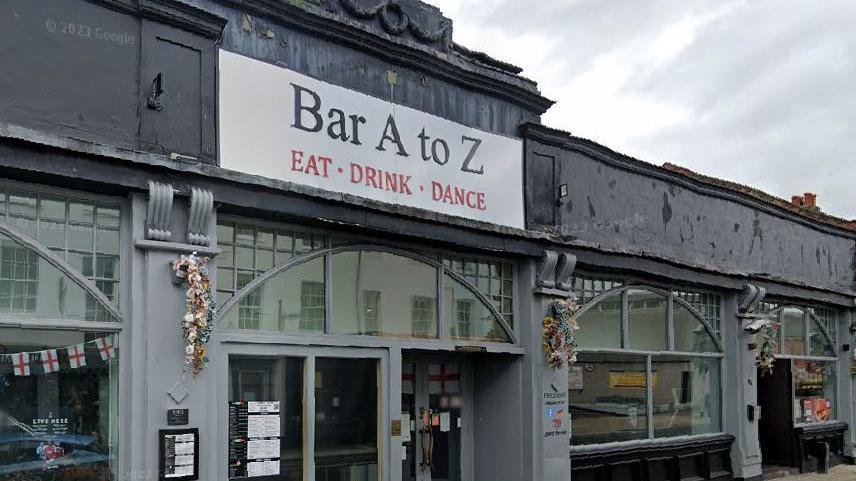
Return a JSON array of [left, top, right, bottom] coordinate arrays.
[[218, 50, 525, 229]]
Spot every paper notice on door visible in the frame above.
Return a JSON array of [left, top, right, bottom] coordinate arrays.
[[401, 448, 407, 460], [263, 460, 280, 476], [401, 413, 411, 442], [248, 414, 281, 438], [247, 461, 265, 477], [440, 412, 450, 432], [247, 439, 280, 460], [248, 401, 280, 414]]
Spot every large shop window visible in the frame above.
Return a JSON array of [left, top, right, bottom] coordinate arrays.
[[569, 286, 723, 446], [764, 306, 838, 424], [219, 248, 514, 344], [0, 327, 120, 480]]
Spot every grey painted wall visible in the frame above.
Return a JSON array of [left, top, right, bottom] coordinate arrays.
[[525, 140, 856, 296]]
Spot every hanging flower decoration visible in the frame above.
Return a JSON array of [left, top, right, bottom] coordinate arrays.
[[758, 320, 780, 375], [543, 297, 581, 369], [172, 252, 216, 376]]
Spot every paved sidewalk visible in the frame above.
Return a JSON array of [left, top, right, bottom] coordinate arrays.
[[782, 464, 856, 480]]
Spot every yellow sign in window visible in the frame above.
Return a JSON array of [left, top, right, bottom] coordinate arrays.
[[608, 371, 657, 388]]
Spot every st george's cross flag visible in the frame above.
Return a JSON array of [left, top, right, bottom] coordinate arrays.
[[67, 344, 87, 369], [40, 349, 60, 374], [12, 352, 30, 376], [95, 336, 116, 361], [428, 362, 460, 394]]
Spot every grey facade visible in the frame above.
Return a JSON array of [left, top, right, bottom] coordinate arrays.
[[0, 1, 852, 481]]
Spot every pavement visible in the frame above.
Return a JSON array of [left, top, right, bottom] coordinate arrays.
[[780, 464, 856, 481]]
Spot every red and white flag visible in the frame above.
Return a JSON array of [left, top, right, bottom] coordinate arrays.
[[95, 336, 116, 361], [67, 344, 87, 369], [40, 349, 60, 374], [428, 362, 459, 394], [402, 363, 415, 394], [12, 352, 30, 376]]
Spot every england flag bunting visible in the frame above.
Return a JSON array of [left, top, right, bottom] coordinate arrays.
[[67, 344, 87, 369], [40, 349, 60, 374], [12, 352, 30, 376], [95, 336, 116, 361], [3, 336, 115, 376]]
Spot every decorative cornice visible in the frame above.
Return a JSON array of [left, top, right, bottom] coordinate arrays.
[[146, 181, 174, 241], [534, 250, 576, 296], [186, 187, 214, 246], [88, 0, 228, 39], [337, 0, 452, 51], [520, 122, 856, 239], [213, 0, 553, 114], [139, 0, 228, 38]]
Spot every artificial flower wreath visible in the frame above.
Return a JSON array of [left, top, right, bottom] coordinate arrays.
[[543, 297, 581, 369], [172, 252, 216, 376], [757, 319, 780, 375]]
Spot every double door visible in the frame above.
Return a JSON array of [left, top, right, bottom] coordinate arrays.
[[401, 357, 469, 481]]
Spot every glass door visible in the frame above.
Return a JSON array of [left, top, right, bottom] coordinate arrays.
[[401, 358, 465, 481]]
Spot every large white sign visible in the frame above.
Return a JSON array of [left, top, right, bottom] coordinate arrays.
[[218, 50, 525, 228]]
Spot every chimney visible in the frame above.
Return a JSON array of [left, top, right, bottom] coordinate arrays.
[[791, 195, 803, 206], [803, 192, 817, 208]]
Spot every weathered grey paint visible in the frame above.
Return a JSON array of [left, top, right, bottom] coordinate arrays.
[[524, 133, 856, 297]]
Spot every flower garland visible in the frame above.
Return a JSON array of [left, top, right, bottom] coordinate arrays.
[[172, 252, 216, 376], [758, 320, 780, 375], [543, 297, 580, 369]]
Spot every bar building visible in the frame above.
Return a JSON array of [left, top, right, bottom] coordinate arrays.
[[0, 1, 853, 480]]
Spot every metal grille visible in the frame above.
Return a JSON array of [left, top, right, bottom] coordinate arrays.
[[444, 256, 514, 327], [673, 290, 723, 338], [570, 275, 623, 304]]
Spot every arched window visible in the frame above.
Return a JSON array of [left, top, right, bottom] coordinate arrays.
[[0, 214, 122, 481], [218, 246, 514, 344], [568, 286, 723, 446], [763, 305, 837, 424]]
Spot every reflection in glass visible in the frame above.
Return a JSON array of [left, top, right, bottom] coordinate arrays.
[[808, 317, 834, 357], [627, 289, 667, 351], [229, 356, 304, 481], [445, 274, 510, 343], [574, 292, 622, 349], [332, 251, 437, 338], [793, 359, 836, 424], [652, 357, 721, 437], [569, 353, 648, 445], [0, 233, 118, 322], [782, 307, 806, 355], [220, 258, 325, 333], [315, 358, 378, 481], [0, 327, 119, 480], [673, 303, 718, 353]]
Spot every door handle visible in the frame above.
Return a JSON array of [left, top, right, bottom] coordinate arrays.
[[427, 424, 435, 472], [419, 425, 429, 471]]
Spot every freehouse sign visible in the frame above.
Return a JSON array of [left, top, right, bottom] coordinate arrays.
[[219, 51, 525, 228]]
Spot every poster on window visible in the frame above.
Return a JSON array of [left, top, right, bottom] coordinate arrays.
[[0, 333, 118, 480]]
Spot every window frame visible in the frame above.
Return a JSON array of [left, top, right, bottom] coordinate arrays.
[[215, 244, 518, 348], [570, 284, 725, 445], [762, 305, 839, 426], [217, 344, 389, 481]]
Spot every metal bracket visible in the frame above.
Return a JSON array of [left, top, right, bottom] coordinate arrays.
[[147, 72, 164, 111]]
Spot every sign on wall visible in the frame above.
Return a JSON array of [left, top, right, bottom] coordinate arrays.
[[219, 50, 525, 229]]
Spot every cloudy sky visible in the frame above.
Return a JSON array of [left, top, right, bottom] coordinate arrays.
[[429, 0, 856, 218]]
